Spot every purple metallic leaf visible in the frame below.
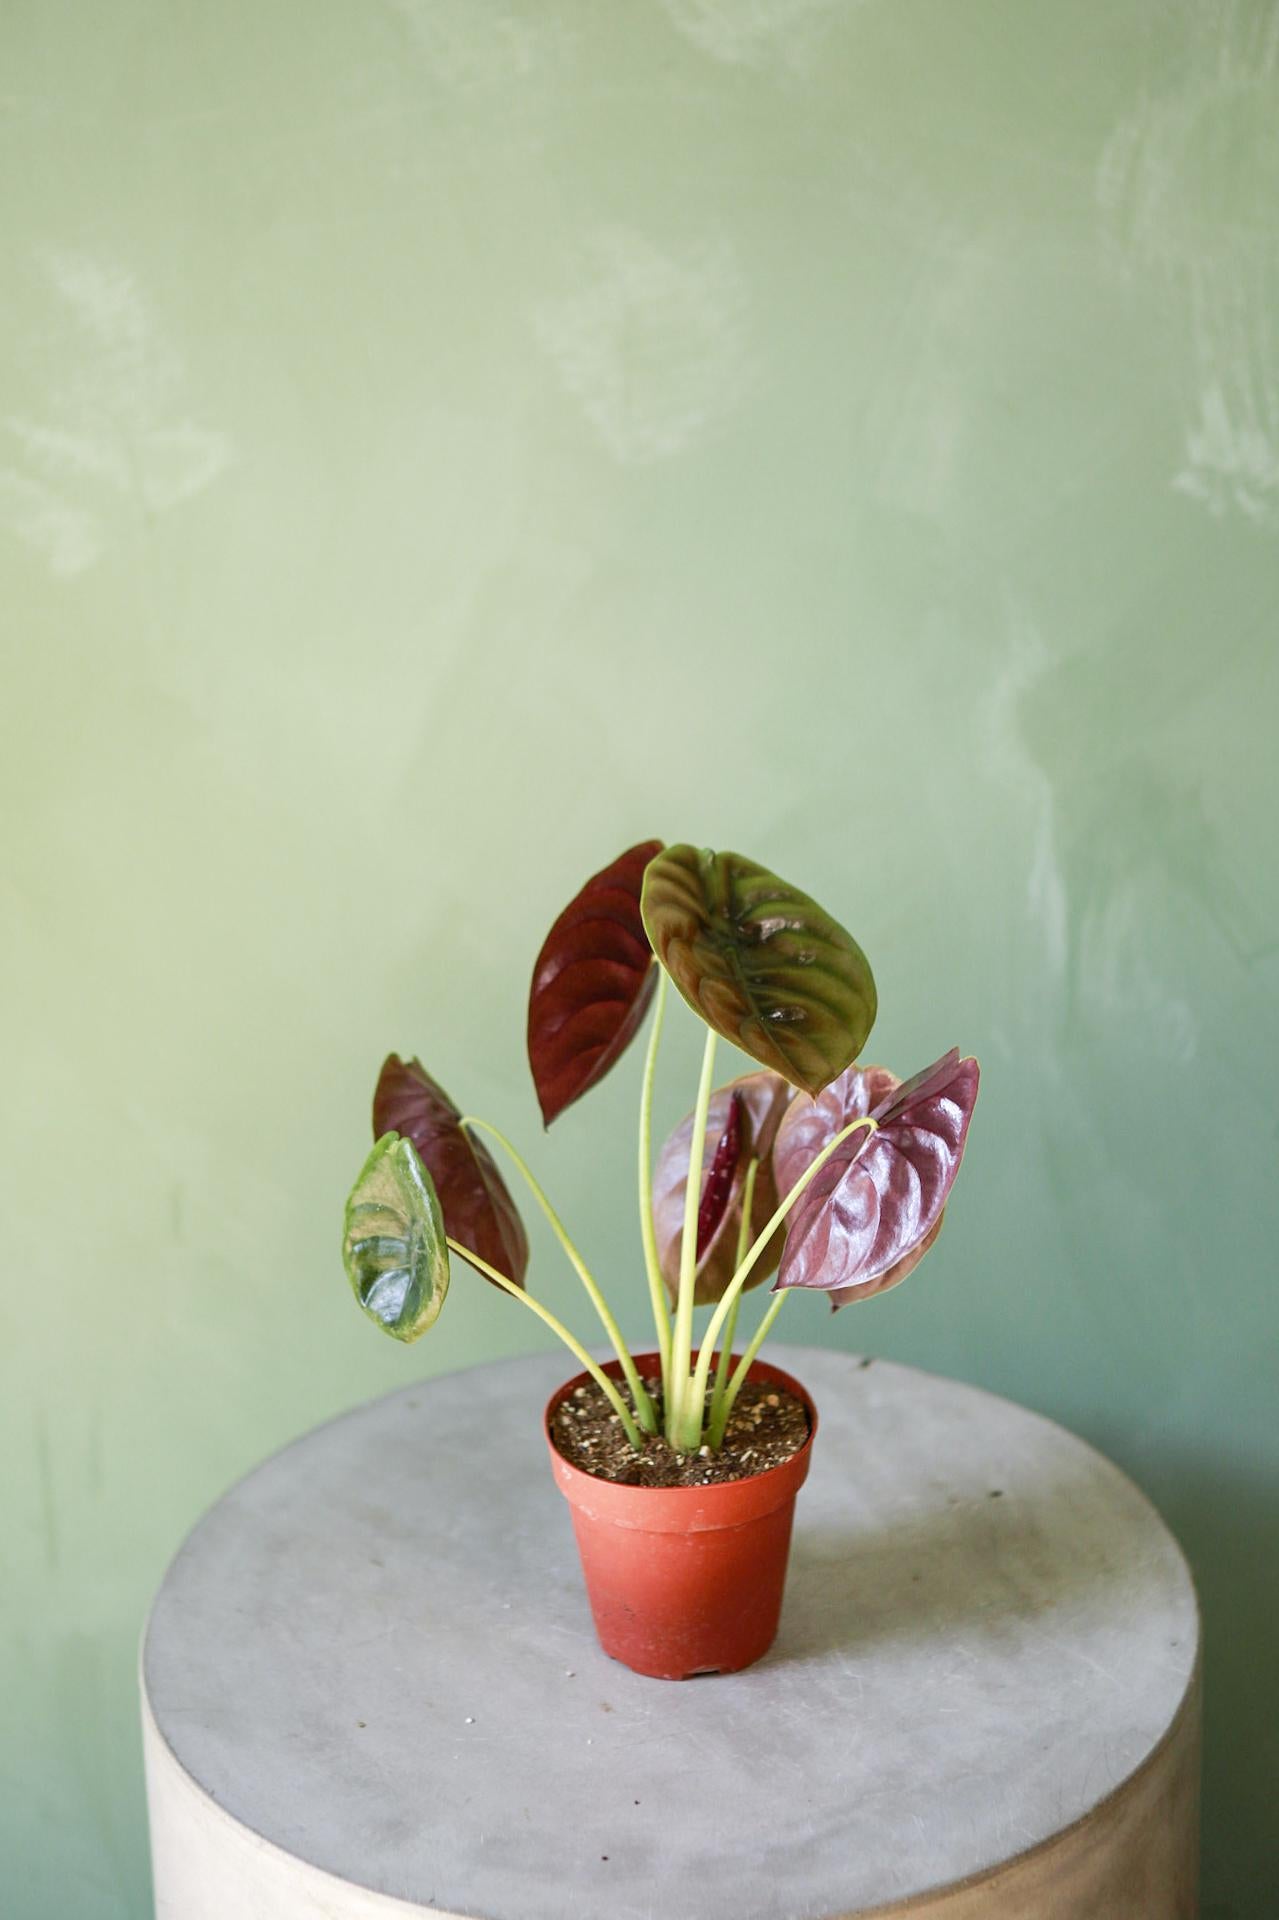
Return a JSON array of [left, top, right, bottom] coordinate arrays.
[[773, 1050, 978, 1301], [373, 1055, 528, 1288], [871, 1050, 970, 1124], [653, 1070, 794, 1305], [528, 840, 664, 1127], [772, 1064, 899, 1200], [827, 1212, 944, 1310]]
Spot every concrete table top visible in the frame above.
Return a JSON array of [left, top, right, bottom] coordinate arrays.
[[141, 1347, 1200, 1919]]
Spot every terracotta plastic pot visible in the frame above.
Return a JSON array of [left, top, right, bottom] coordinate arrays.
[[545, 1352, 817, 1680]]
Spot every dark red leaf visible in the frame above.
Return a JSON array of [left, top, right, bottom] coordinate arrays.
[[696, 1091, 743, 1260], [772, 1050, 978, 1301], [652, 1071, 795, 1305], [373, 1055, 528, 1288], [528, 840, 664, 1127]]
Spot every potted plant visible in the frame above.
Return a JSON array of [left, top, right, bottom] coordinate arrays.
[[341, 841, 979, 1679]]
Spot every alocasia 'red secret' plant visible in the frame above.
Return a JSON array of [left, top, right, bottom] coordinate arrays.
[[342, 842, 980, 1459]]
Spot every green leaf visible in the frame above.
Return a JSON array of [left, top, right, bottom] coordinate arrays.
[[342, 1133, 450, 1342], [641, 845, 877, 1096], [373, 1056, 527, 1288]]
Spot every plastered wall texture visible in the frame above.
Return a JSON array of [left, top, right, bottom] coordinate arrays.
[[1, 4, 1276, 1917]]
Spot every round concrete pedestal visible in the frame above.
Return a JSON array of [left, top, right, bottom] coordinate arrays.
[[141, 1347, 1200, 1918]]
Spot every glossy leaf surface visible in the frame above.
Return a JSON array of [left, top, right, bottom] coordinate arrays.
[[696, 1091, 743, 1260], [373, 1055, 528, 1286], [653, 1070, 794, 1305], [773, 1049, 979, 1300], [342, 1133, 450, 1342], [640, 845, 876, 1096], [528, 839, 664, 1126], [827, 1212, 944, 1310]]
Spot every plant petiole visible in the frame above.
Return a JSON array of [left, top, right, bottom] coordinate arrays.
[[708, 1156, 757, 1439], [684, 1115, 879, 1442], [446, 1237, 645, 1450], [709, 1287, 789, 1448], [637, 968, 672, 1383], [666, 1025, 718, 1445], [461, 1115, 658, 1435]]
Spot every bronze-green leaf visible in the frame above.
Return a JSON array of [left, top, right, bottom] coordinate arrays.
[[641, 845, 877, 1095], [342, 1133, 450, 1342]]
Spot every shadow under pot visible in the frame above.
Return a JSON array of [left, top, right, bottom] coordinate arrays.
[[544, 1352, 818, 1681]]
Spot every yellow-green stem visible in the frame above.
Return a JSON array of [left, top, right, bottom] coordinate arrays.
[[461, 1116, 657, 1433], [446, 1237, 644, 1450], [636, 967, 672, 1385], [681, 1115, 879, 1444], [709, 1156, 757, 1435], [710, 1293, 742, 1425], [666, 1027, 718, 1444], [709, 1288, 789, 1448]]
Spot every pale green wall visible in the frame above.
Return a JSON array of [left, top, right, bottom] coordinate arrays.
[[2, 2, 1277, 1915]]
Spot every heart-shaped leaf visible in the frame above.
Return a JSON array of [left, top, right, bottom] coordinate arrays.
[[528, 839, 665, 1127], [773, 1049, 979, 1300], [652, 1070, 794, 1305], [640, 845, 877, 1096], [774, 1061, 898, 1193], [373, 1055, 528, 1287], [342, 1133, 450, 1342], [827, 1213, 944, 1310]]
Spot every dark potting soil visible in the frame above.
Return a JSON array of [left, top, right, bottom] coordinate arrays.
[[550, 1375, 811, 1488]]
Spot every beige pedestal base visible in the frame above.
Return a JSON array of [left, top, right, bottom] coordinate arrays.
[[142, 1349, 1201, 1918]]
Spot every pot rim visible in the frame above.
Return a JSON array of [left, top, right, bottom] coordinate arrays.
[[544, 1350, 818, 1525]]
